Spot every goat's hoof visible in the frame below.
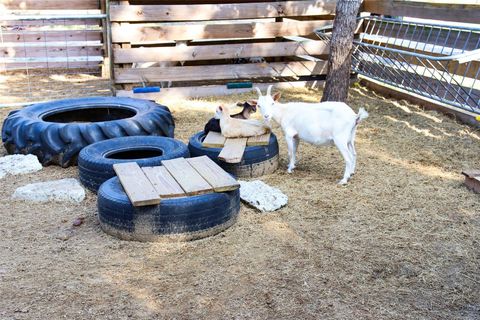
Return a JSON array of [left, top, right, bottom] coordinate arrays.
[[338, 179, 348, 185], [287, 168, 294, 174]]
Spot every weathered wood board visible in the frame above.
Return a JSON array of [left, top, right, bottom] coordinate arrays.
[[462, 169, 480, 178], [142, 166, 186, 198], [202, 131, 226, 148], [113, 162, 160, 206], [113, 40, 328, 64], [114, 60, 327, 84], [161, 158, 213, 195], [247, 133, 271, 146], [187, 156, 239, 192], [110, 1, 336, 22], [111, 20, 330, 44], [218, 138, 247, 163]]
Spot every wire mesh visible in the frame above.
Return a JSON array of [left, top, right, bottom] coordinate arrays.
[[0, 14, 111, 107], [316, 17, 480, 113]]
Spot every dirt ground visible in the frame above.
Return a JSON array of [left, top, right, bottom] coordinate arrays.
[[0, 85, 479, 320]]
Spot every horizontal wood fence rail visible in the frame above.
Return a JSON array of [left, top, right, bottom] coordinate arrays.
[[114, 61, 327, 84], [110, 1, 336, 22], [113, 41, 328, 63], [111, 20, 330, 43]]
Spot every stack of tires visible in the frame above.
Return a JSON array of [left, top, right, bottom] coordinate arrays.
[[1, 97, 241, 241]]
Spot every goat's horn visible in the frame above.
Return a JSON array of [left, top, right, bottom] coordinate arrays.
[[254, 86, 262, 96], [266, 84, 273, 96]]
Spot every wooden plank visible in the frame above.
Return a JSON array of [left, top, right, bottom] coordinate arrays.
[[218, 138, 247, 164], [363, 0, 480, 24], [111, 20, 331, 44], [0, 41, 102, 48], [114, 60, 327, 84], [0, 19, 100, 27], [202, 131, 226, 148], [1, 0, 99, 10], [142, 166, 186, 198], [247, 133, 271, 146], [0, 46, 102, 58], [113, 40, 328, 63], [461, 169, 480, 178], [116, 80, 327, 100], [1, 61, 101, 71], [110, 1, 336, 22], [161, 158, 213, 195], [187, 156, 240, 192], [113, 162, 160, 206], [0, 30, 102, 43], [1, 56, 103, 63]]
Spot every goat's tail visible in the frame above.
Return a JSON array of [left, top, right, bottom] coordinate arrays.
[[355, 107, 369, 125]]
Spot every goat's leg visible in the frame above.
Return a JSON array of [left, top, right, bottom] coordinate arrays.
[[348, 129, 357, 174], [290, 135, 300, 167], [334, 138, 353, 185], [285, 134, 297, 173]]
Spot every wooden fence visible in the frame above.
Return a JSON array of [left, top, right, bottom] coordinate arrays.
[[110, 0, 335, 98], [0, 0, 105, 72], [0, 0, 111, 105]]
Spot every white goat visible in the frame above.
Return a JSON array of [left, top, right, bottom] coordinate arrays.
[[217, 105, 269, 138], [254, 85, 368, 184]]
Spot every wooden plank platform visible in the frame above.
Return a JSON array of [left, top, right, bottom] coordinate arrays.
[[247, 133, 271, 146], [161, 158, 213, 195], [142, 166, 186, 199], [187, 156, 239, 192], [113, 162, 161, 206], [202, 131, 226, 148], [218, 138, 247, 164]]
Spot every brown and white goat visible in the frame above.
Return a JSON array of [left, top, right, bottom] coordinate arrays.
[[217, 105, 269, 138]]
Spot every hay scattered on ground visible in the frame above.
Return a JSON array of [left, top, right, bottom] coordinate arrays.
[[0, 85, 479, 319]]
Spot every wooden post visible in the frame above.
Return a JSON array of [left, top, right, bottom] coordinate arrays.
[[321, 0, 362, 102]]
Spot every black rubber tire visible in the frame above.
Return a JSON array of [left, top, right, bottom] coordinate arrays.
[[1, 97, 175, 167], [188, 131, 279, 178], [78, 136, 189, 192], [98, 177, 240, 242]]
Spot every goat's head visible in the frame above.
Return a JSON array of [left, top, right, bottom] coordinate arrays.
[[254, 85, 281, 122], [215, 105, 229, 119]]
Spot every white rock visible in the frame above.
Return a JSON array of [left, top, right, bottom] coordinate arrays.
[[239, 180, 288, 212], [0, 154, 42, 179], [12, 178, 85, 203]]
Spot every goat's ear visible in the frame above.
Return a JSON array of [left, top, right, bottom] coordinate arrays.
[[272, 92, 281, 102], [218, 105, 223, 111]]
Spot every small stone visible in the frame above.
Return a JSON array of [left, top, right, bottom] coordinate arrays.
[[72, 217, 84, 227], [238, 180, 288, 212], [12, 178, 85, 203], [55, 228, 74, 241], [0, 154, 42, 179]]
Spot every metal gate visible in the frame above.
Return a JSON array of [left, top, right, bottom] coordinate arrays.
[[316, 16, 480, 113]]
